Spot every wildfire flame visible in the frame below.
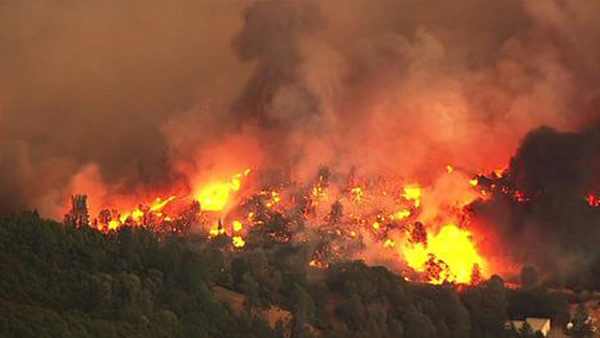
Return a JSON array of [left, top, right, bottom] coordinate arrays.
[[232, 236, 246, 248], [65, 165, 496, 286], [403, 185, 422, 208], [194, 170, 251, 211], [403, 224, 486, 284]]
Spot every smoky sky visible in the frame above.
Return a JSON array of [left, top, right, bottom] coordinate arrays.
[[2, 0, 600, 218], [0, 2, 247, 214], [469, 124, 600, 285]]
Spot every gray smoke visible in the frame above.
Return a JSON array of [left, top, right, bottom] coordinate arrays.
[[230, 1, 326, 166], [3, 0, 600, 222]]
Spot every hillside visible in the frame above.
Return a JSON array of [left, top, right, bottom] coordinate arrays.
[[0, 212, 583, 338]]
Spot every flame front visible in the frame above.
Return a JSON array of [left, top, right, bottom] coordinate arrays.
[[66, 165, 495, 286], [194, 170, 250, 211], [404, 224, 486, 284]]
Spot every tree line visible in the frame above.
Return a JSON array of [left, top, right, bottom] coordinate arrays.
[[0, 212, 591, 338]]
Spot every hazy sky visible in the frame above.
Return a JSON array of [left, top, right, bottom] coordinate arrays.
[[2, 1, 600, 215]]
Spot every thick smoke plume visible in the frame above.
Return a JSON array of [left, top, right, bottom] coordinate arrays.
[[471, 124, 600, 286], [3, 1, 600, 283]]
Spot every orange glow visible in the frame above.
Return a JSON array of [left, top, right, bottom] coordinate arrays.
[[392, 209, 411, 220], [232, 236, 246, 248], [351, 187, 364, 202], [309, 259, 329, 269], [209, 224, 226, 237], [108, 220, 119, 230], [403, 185, 422, 207], [312, 186, 327, 198], [149, 196, 176, 211], [194, 170, 250, 211], [197, 181, 236, 211], [88, 193, 180, 233], [403, 224, 486, 284], [131, 209, 144, 221], [66, 163, 498, 286], [272, 191, 281, 203], [264, 190, 281, 208], [384, 238, 395, 248], [232, 220, 243, 232]]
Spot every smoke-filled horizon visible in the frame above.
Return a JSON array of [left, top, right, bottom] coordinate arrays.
[[3, 0, 600, 216]]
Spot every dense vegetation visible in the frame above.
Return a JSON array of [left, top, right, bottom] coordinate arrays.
[[0, 212, 583, 338]]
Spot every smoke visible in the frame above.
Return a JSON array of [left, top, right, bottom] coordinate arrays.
[[321, 0, 600, 181], [215, 0, 600, 185], [510, 126, 597, 199], [228, 1, 328, 169], [470, 124, 600, 285], [0, 2, 246, 215], [3, 0, 600, 280]]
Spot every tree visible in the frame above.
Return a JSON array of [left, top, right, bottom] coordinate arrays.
[[328, 201, 343, 226], [290, 284, 316, 338], [241, 272, 261, 312], [567, 304, 595, 338], [521, 267, 539, 289], [402, 306, 437, 338], [461, 275, 508, 338]]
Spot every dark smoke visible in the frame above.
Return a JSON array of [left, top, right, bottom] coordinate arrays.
[[472, 124, 600, 287], [511, 126, 598, 199], [3, 0, 600, 240], [230, 1, 326, 166]]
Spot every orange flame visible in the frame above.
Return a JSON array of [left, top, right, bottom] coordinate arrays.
[[232, 236, 246, 248], [194, 170, 250, 211], [69, 163, 496, 285], [404, 224, 486, 284], [232, 220, 243, 232], [403, 185, 422, 207]]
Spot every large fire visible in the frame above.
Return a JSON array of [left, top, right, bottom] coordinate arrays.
[[404, 224, 485, 284], [194, 169, 251, 211], [64, 165, 498, 285]]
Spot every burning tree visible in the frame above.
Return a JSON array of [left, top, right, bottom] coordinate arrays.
[[60, 164, 493, 286], [64, 194, 89, 228]]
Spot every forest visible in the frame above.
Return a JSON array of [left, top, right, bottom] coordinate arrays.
[[0, 212, 591, 338]]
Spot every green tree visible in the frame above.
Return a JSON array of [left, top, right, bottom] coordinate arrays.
[[402, 305, 437, 338], [290, 284, 316, 338], [241, 271, 261, 312]]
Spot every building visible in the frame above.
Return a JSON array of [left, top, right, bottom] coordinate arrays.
[[508, 317, 552, 337]]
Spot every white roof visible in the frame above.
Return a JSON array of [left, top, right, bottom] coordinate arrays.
[[526, 317, 551, 330], [508, 318, 551, 333]]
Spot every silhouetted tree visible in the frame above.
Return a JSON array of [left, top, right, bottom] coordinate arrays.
[[521, 266, 539, 289]]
